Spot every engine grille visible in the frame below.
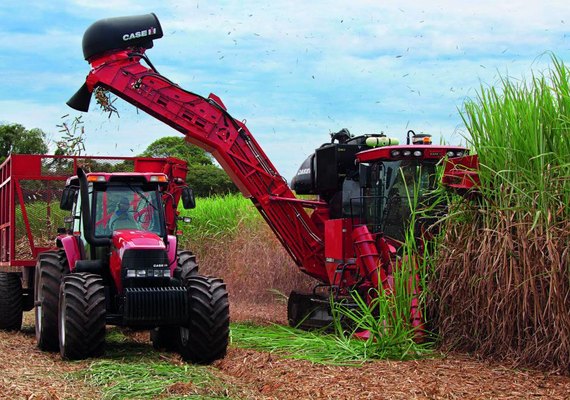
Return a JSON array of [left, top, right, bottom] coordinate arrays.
[[122, 249, 169, 270], [121, 249, 171, 287], [123, 286, 188, 325]]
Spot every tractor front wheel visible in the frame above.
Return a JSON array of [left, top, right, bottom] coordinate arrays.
[[177, 275, 229, 364], [0, 272, 23, 331], [58, 273, 106, 360], [173, 250, 198, 282], [35, 251, 68, 351]]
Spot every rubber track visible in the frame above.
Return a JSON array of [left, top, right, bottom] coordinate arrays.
[[0, 272, 22, 330], [35, 251, 67, 351], [181, 275, 229, 363], [59, 273, 106, 360]]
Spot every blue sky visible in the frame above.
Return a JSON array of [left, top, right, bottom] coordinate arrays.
[[0, 0, 568, 180]]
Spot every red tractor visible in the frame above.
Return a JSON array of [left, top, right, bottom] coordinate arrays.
[[0, 155, 229, 362], [65, 14, 478, 334]]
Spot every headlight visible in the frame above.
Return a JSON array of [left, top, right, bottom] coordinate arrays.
[[413, 150, 422, 157], [127, 269, 170, 278], [446, 151, 456, 157], [391, 150, 401, 157], [403, 150, 412, 156]]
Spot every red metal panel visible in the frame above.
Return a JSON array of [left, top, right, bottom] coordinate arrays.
[[324, 219, 349, 261], [324, 218, 355, 285], [356, 145, 468, 163]]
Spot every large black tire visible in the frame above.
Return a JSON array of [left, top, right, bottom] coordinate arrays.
[[35, 251, 67, 351], [58, 273, 106, 360], [173, 250, 199, 283], [0, 272, 23, 331], [177, 275, 229, 364]]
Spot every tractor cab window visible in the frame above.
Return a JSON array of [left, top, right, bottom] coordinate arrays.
[[93, 185, 165, 237], [364, 160, 437, 241]]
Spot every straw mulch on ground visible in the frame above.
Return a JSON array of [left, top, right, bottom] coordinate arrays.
[[0, 307, 568, 399]]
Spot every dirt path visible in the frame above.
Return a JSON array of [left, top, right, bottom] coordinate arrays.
[[0, 317, 99, 399], [0, 305, 569, 399]]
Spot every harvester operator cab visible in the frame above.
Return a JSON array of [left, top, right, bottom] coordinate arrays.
[[363, 159, 438, 241], [292, 129, 468, 243]]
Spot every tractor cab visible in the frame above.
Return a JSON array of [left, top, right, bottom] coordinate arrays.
[[65, 172, 169, 240]]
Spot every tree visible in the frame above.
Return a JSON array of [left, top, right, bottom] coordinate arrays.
[[141, 136, 211, 165], [0, 124, 48, 164], [141, 136, 237, 197]]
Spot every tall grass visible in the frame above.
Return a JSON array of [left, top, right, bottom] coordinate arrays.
[[179, 193, 261, 240], [431, 54, 570, 373]]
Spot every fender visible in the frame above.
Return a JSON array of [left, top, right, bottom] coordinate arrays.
[[56, 235, 84, 272]]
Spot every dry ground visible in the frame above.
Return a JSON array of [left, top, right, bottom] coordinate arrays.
[[0, 304, 569, 400]]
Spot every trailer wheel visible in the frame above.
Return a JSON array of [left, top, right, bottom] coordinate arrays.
[[173, 250, 198, 282], [0, 272, 23, 331], [177, 275, 229, 364], [58, 273, 106, 360], [35, 251, 68, 351]]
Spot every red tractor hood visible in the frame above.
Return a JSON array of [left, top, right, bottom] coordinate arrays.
[[112, 229, 166, 253]]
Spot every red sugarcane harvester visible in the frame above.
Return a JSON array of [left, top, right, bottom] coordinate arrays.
[[65, 14, 479, 334], [0, 154, 230, 362]]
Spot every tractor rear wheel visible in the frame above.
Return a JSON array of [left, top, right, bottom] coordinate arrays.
[[35, 251, 68, 351], [173, 250, 198, 282], [0, 272, 23, 331], [177, 275, 229, 364], [58, 273, 106, 360]]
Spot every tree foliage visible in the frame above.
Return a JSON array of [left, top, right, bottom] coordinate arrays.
[[0, 123, 48, 163], [141, 136, 237, 197]]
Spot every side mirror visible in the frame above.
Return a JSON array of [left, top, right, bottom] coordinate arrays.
[[60, 187, 77, 211], [181, 187, 196, 210]]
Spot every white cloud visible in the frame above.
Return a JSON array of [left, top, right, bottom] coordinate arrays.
[[1, 0, 569, 180]]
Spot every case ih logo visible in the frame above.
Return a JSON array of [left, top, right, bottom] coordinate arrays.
[[123, 27, 157, 41]]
